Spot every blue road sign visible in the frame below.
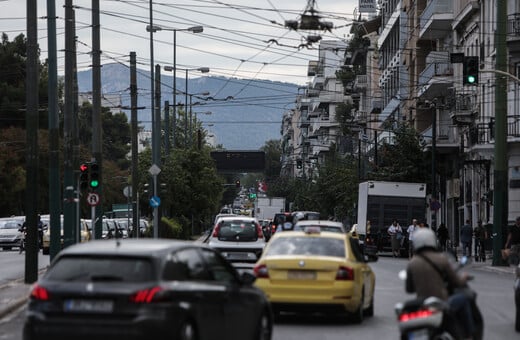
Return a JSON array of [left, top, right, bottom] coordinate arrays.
[[149, 196, 161, 208]]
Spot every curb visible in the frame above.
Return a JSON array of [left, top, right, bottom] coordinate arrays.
[[0, 294, 29, 320]]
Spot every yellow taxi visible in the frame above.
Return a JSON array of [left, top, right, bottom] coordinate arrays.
[[253, 226, 377, 323]]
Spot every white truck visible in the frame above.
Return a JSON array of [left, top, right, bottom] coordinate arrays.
[[357, 181, 427, 255], [254, 197, 286, 221]]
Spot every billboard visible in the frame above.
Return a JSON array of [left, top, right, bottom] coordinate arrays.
[[210, 151, 265, 172]]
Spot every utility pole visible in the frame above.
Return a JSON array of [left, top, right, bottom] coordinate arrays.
[[165, 100, 170, 155], [92, 0, 103, 239], [493, 0, 508, 266], [130, 52, 139, 238], [25, 0, 39, 283], [63, 0, 76, 249], [47, 0, 61, 261]]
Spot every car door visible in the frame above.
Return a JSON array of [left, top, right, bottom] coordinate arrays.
[[199, 248, 261, 340], [164, 248, 226, 340], [349, 237, 374, 307]]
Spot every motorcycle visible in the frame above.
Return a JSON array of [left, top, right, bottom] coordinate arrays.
[[395, 256, 484, 340]]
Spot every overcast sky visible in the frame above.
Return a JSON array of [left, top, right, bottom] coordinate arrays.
[[0, 0, 366, 86]]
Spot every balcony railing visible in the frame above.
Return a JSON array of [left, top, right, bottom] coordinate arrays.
[[507, 13, 520, 38], [418, 62, 453, 86], [420, 0, 453, 29]]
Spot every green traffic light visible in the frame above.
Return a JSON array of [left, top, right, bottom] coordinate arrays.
[[90, 179, 99, 188], [467, 75, 476, 84]]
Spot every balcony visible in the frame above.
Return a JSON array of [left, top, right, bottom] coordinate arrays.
[[417, 61, 453, 99], [299, 110, 310, 128], [507, 13, 520, 53], [449, 94, 477, 125], [354, 74, 368, 91], [419, 0, 453, 41]]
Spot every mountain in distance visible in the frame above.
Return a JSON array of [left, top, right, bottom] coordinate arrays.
[[77, 63, 299, 150]]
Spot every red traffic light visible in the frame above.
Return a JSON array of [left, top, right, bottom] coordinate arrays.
[[80, 163, 89, 172]]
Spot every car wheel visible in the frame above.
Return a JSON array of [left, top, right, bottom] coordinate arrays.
[[351, 290, 364, 324], [256, 309, 272, 340], [178, 320, 197, 340]]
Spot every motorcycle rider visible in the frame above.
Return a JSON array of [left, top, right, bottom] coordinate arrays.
[[405, 228, 476, 339]]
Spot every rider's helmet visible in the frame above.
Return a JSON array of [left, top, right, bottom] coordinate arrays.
[[413, 227, 438, 251]]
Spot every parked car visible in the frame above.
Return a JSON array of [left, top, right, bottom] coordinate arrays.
[[41, 216, 91, 255], [253, 226, 377, 323], [23, 239, 273, 340], [0, 217, 24, 251], [208, 216, 266, 264]]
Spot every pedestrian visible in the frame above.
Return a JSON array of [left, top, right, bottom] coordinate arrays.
[[503, 216, 520, 265], [437, 222, 449, 251], [407, 219, 418, 259], [460, 219, 473, 257], [473, 220, 487, 261], [388, 219, 403, 257]]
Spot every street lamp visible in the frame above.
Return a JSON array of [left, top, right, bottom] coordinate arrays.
[[149, 25, 203, 152]]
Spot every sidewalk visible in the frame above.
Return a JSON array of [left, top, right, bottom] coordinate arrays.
[[0, 268, 46, 320], [466, 252, 517, 275]]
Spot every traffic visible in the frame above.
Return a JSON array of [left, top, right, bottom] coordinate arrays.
[[0, 207, 519, 340]]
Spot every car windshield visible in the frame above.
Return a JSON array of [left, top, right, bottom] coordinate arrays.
[[266, 237, 345, 258], [1, 221, 22, 229], [293, 224, 343, 233], [217, 220, 258, 241], [46, 256, 154, 282]]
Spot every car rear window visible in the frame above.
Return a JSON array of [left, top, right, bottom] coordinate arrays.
[[293, 224, 343, 233], [217, 220, 258, 241], [266, 237, 345, 258], [1, 221, 21, 229], [45, 256, 154, 282]]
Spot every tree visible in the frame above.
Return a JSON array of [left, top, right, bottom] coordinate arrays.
[[369, 123, 429, 183], [0, 33, 48, 128]]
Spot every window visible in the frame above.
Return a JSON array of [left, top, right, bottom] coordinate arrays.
[[199, 248, 237, 283], [163, 248, 209, 281], [349, 238, 366, 262], [266, 237, 345, 258]]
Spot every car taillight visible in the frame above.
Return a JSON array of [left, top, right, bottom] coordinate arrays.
[[31, 284, 49, 301], [256, 223, 264, 238], [212, 224, 220, 237], [335, 266, 354, 280], [129, 286, 163, 303], [253, 264, 269, 278], [399, 309, 434, 322]]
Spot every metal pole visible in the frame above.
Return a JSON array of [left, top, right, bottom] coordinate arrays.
[[47, 0, 61, 261], [130, 52, 139, 238], [432, 103, 437, 229], [185, 69, 188, 148], [154, 64, 161, 167], [493, 0, 508, 266], [153, 174, 158, 238], [189, 94, 193, 146], [165, 100, 170, 155], [92, 0, 103, 240], [25, 0, 39, 284], [173, 30, 177, 149]]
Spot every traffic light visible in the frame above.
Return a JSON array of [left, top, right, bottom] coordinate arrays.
[[296, 159, 303, 169], [79, 163, 89, 190], [463, 56, 479, 85], [89, 162, 100, 189], [235, 179, 241, 188]]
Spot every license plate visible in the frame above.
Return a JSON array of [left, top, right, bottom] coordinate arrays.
[[64, 299, 114, 313], [407, 329, 428, 340], [287, 270, 316, 280]]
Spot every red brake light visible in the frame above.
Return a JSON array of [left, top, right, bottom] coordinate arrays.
[[335, 266, 354, 280], [399, 309, 435, 322], [130, 286, 163, 303], [256, 223, 264, 238], [31, 284, 49, 301], [253, 264, 269, 278], [212, 223, 221, 237]]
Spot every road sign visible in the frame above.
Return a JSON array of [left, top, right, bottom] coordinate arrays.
[[149, 195, 161, 208], [123, 185, 132, 198], [86, 192, 100, 206], [149, 164, 161, 176]]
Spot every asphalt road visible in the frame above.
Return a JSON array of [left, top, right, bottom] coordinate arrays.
[[0, 251, 517, 339]]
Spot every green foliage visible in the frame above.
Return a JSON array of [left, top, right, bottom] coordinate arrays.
[[159, 216, 185, 239], [0, 33, 48, 128], [369, 123, 428, 183]]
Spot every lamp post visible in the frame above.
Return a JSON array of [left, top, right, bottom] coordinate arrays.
[[148, 25, 203, 151]]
